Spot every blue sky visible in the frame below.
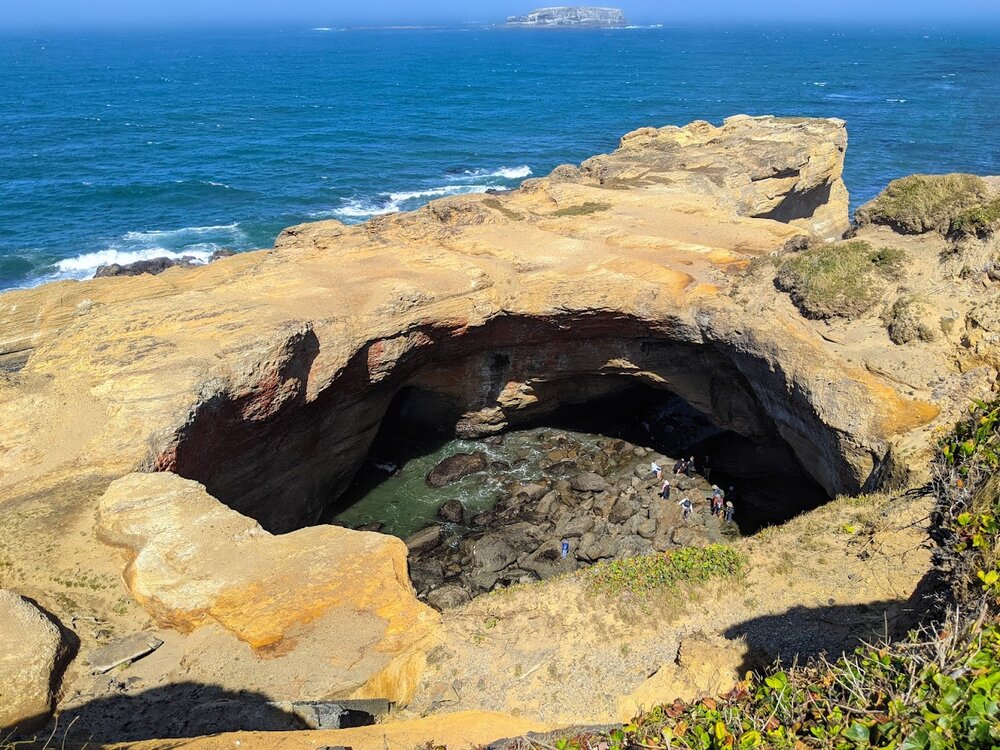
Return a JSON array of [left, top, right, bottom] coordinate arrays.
[[4, 0, 1000, 29]]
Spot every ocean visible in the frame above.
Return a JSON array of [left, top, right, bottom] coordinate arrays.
[[1, 24, 998, 290]]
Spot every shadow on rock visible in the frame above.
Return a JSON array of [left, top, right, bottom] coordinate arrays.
[[723, 597, 918, 675], [54, 682, 308, 743]]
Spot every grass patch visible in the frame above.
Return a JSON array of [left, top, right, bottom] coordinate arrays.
[[856, 173, 990, 234], [481, 197, 525, 221], [950, 196, 1000, 239], [584, 544, 746, 598], [550, 201, 611, 218], [775, 240, 906, 319]]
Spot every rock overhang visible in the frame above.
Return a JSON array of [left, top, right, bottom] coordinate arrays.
[[0, 114, 964, 712]]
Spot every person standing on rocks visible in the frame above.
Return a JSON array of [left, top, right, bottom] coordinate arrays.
[[703, 454, 712, 481], [651, 461, 662, 479], [673, 457, 685, 475], [661, 478, 671, 500], [561, 538, 570, 559], [724, 501, 735, 524], [678, 497, 693, 519], [685, 456, 696, 478]]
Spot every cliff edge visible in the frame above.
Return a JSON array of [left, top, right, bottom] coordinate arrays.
[[1, 115, 998, 741]]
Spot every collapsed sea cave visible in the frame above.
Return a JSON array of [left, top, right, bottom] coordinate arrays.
[[159, 312, 877, 603], [320, 381, 830, 607]]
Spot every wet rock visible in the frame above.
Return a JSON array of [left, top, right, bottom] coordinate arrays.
[[356, 521, 385, 533], [609, 494, 638, 524], [470, 570, 500, 592], [426, 452, 488, 488], [577, 534, 618, 562], [471, 511, 496, 528], [472, 534, 518, 573], [94, 255, 200, 278], [521, 542, 576, 580], [436, 499, 465, 524], [535, 490, 560, 518], [570, 472, 609, 493], [426, 585, 473, 610], [515, 483, 549, 502], [405, 525, 444, 555], [88, 632, 163, 674]]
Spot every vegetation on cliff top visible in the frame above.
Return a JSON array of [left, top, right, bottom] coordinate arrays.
[[855, 174, 991, 235], [585, 545, 746, 598], [775, 240, 906, 319], [950, 197, 1000, 239], [550, 400, 1000, 750]]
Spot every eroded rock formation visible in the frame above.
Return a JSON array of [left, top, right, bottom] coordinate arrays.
[[0, 115, 997, 737]]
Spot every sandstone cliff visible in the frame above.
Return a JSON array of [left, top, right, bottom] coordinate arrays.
[[0, 115, 997, 740]]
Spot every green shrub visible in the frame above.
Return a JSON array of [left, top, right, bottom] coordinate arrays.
[[950, 197, 1000, 238], [775, 240, 906, 319], [584, 544, 746, 598], [855, 174, 989, 234]]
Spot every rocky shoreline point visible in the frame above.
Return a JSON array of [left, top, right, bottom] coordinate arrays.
[[506, 7, 627, 28], [406, 435, 727, 610], [1, 115, 999, 743]]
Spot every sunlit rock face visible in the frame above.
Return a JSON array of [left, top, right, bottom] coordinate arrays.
[[3, 115, 993, 723]]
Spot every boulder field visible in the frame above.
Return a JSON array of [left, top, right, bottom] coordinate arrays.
[[1, 115, 999, 741]]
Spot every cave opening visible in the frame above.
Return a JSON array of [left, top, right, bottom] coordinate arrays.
[[326, 377, 828, 538]]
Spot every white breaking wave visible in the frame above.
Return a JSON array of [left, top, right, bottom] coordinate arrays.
[[52, 246, 214, 278], [325, 184, 495, 221], [454, 165, 532, 181], [36, 221, 247, 283], [319, 164, 531, 223], [121, 223, 242, 243], [387, 184, 491, 202]]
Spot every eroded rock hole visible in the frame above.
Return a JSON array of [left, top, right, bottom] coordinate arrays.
[[327, 379, 828, 609]]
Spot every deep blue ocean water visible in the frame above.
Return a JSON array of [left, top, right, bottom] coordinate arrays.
[[1, 25, 998, 290]]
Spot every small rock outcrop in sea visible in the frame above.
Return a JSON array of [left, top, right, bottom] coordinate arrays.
[[93, 248, 236, 278], [506, 6, 626, 27]]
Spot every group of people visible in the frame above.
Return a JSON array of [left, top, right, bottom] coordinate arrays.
[[710, 484, 735, 523], [654, 456, 735, 525]]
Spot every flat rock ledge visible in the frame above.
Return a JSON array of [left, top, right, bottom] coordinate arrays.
[[97, 473, 439, 703]]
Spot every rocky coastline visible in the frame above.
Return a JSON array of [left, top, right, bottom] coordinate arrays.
[[1, 115, 999, 744]]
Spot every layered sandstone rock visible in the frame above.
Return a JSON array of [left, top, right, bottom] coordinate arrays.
[[0, 115, 996, 737], [97, 473, 438, 702]]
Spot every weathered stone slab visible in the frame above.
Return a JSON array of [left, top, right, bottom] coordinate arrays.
[[88, 632, 163, 674]]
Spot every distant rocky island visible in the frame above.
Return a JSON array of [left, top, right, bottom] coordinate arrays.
[[506, 6, 626, 27]]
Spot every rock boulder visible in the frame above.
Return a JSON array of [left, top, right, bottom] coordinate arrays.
[[0, 590, 71, 732]]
